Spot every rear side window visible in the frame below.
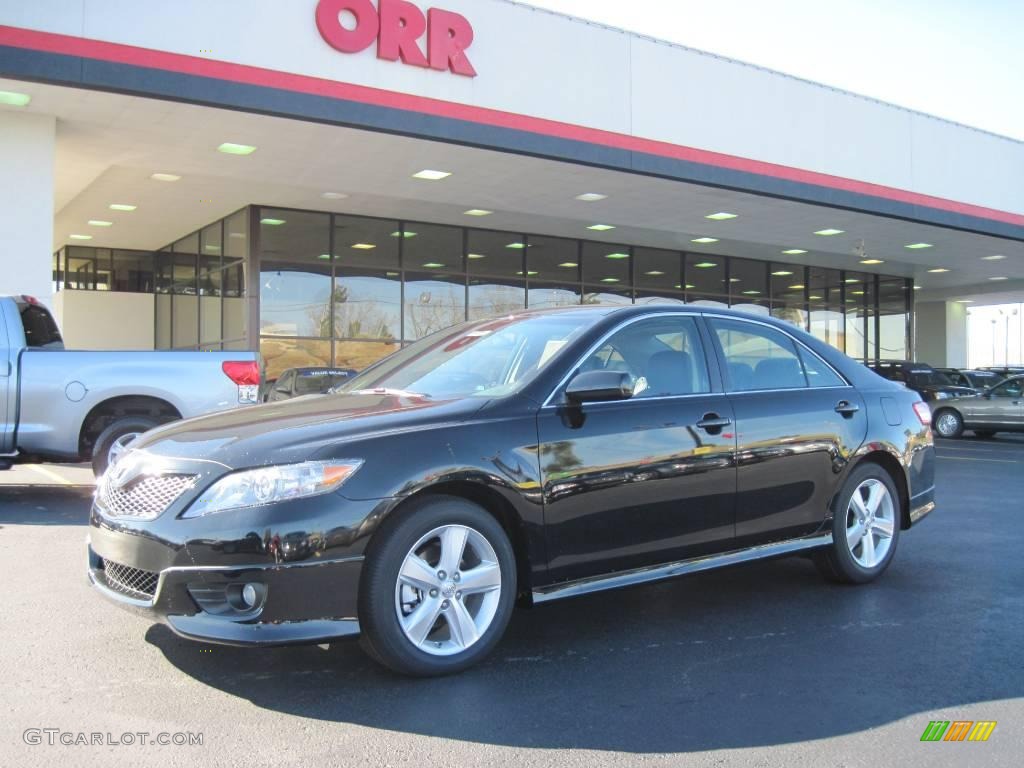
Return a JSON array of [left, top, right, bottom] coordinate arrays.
[[711, 318, 844, 391], [19, 303, 63, 348]]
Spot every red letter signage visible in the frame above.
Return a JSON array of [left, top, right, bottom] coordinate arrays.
[[316, 0, 477, 77]]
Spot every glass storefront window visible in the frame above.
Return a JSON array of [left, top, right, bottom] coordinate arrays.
[[808, 267, 844, 348], [844, 272, 869, 361], [635, 248, 682, 295], [583, 241, 630, 288], [404, 271, 466, 340], [685, 252, 727, 303], [527, 236, 579, 282], [467, 229, 520, 278], [528, 282, 581, 310], [334, 215, 400, 270], [878, 279, 910, 360], [259, 209, 331, 339], [260, 338, 333, 381], [225, 208, 248, 263], [334, 340, 401, 371], [730, 257, 770, 314], [334, 269, 401, 341], [469, 278, 526, 320]]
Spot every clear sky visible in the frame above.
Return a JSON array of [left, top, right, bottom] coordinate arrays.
[[521, 0, 1023, 142]]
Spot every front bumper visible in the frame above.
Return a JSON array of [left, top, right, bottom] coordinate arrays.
[[87, 545, 363, 646], [85, 487, 385, 646]]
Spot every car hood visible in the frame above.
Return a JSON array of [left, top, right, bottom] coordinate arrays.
[[131, 391, 488, 469]]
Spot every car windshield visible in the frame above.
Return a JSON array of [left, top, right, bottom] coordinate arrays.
[[336, 314, 594, 399], [294, 372, 353, 395]]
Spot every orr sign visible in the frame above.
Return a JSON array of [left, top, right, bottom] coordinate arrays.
[[316, 0, 477, 77]]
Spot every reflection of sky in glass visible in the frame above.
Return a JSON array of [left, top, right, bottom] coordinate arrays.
[[335, 275, 400, 340], [260, 270, 331, 337]]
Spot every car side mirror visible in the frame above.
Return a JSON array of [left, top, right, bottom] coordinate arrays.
[[565, 370, 635, 404]]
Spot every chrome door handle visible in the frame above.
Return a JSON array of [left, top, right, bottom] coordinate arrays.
[[835, 401, 860, 417], [696, 415, 732, 432]]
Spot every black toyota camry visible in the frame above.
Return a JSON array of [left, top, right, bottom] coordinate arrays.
[[88, 305, 936, 676]]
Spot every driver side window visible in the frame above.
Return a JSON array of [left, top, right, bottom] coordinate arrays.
[[575, 316, 711, 397]]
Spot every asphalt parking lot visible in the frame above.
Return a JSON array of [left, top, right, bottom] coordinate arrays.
[[2, 436, 1022, 768]]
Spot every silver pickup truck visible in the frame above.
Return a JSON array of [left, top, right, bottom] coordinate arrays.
[[1, 294, 260, 475]]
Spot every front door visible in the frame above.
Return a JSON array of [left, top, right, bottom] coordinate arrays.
[[706, 316, 868, 546], [537, 314, 737, 583]]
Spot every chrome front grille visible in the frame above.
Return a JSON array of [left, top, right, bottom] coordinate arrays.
[[102, 559, 160, 599], [97, 473, 197, 521]]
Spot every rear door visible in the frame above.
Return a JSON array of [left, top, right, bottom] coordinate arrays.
[[706, 316, 867, 546], [537, 314, 737, 583]]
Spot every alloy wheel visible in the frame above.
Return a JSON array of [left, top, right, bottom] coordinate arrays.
[[935, 412, 960, 438], [394, 524, 503, 656], [846, 479, 896, 568]]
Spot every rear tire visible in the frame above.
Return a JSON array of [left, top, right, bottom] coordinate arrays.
[[815, 463, 901, 585], [358, 495, 516, 677], [91, 416, 159, 477], [932, 408, 964, 439]]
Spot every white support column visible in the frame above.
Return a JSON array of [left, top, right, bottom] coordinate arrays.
[[915, 300, 967, 367], [0, 111, 55, 306]]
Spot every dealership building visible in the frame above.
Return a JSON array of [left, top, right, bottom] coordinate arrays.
[[1, 0, 1022, 378]]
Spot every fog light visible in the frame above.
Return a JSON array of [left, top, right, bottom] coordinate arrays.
[[241, 583, 258, 608]]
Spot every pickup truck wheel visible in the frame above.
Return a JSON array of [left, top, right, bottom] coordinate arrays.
[[92, 417, 159, 477]]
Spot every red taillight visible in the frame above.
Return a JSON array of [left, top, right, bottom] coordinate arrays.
[[912, 401, 932, 425], [222, 361, 260, 386]]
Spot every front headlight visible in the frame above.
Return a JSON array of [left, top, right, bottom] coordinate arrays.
[[934, 391, 951, 400], [182, 460, 363, 518]]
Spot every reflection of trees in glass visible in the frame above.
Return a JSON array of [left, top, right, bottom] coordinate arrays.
[[540, 440, 584, 479], [470, 283, 526, 320], [332, 285, 397, 341], [406, 284, 466, 339]]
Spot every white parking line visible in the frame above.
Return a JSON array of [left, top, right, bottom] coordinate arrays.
[[938, 456, 1020, 464]]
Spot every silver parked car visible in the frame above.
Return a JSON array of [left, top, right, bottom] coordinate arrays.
[[931, 376, 1024, 438]]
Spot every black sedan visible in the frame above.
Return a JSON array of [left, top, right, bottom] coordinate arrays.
[[88, 306, 936, 676]]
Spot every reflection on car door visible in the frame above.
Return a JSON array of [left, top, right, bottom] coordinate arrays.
[[707, 317, 868, 546], [962, 378, 1024, 427], [537, 315, 737, 583]]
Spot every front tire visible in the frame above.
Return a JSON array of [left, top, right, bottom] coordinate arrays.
[[815, 463, 901, 584], [933, 408, 964, 439], [358, 495, 516, 677]]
